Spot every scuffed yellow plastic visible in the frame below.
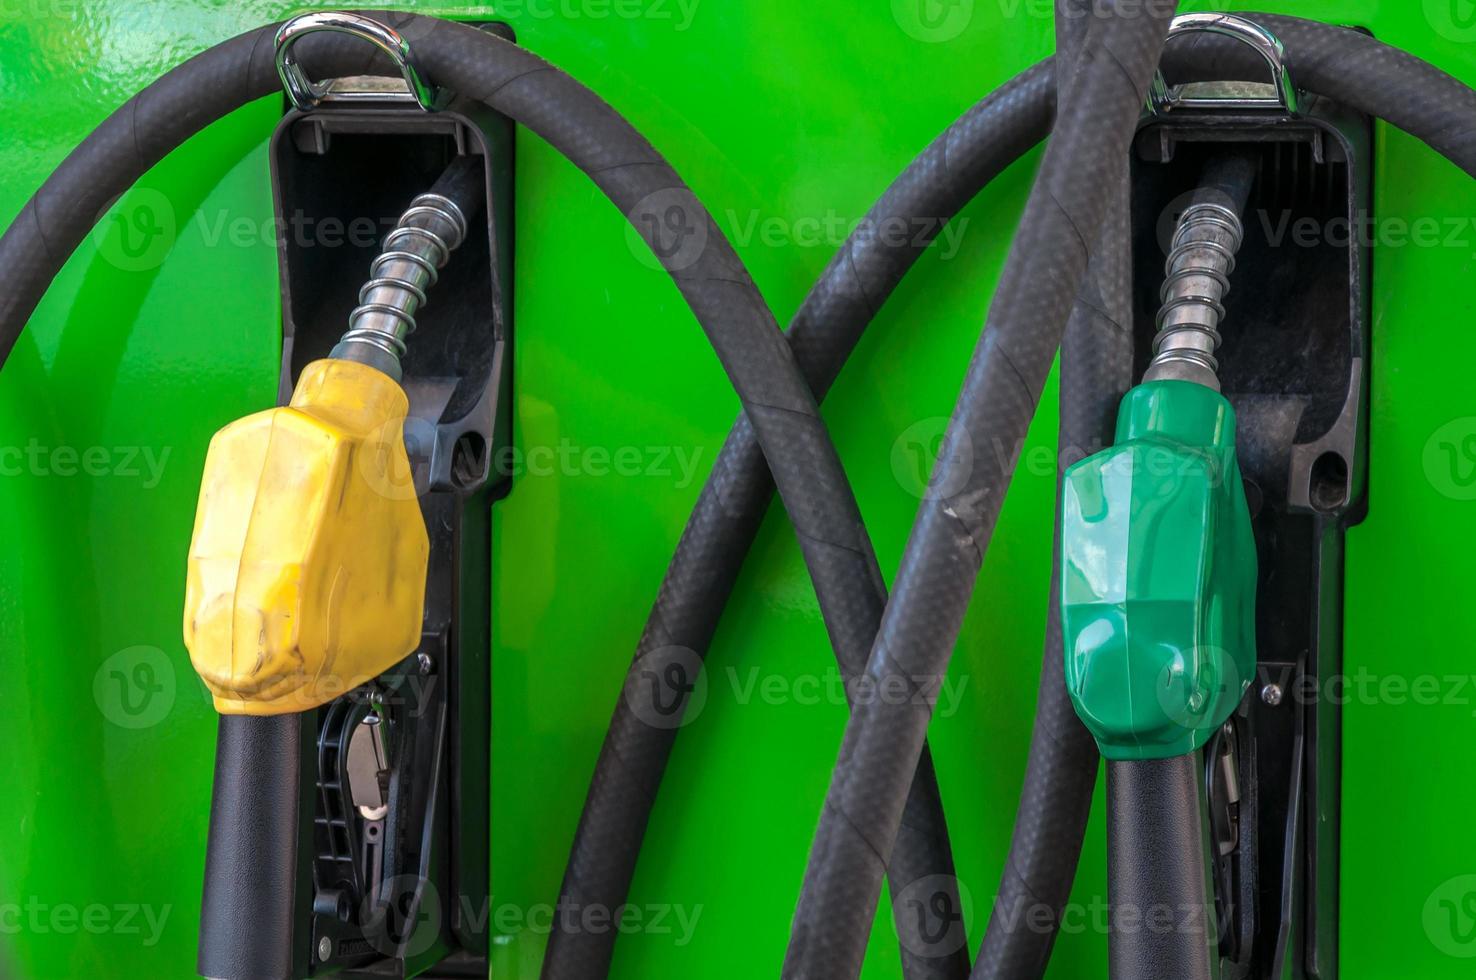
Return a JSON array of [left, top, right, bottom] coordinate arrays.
[[183, 359, 429, 715]]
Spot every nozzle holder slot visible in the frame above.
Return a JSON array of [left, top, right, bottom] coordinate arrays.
[[1131, 95, 1371, 980]]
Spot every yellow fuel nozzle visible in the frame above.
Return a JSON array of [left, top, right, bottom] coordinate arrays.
[[183, 358, 429, 715]]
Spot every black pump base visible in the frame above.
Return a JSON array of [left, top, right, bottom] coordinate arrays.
[[1130, 94, 1372, 980], [197, 27, 514, 980]]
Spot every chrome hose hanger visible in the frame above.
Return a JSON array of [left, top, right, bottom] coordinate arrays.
[[1149, 13, 1299, 116], [275, 11, 446, 113]]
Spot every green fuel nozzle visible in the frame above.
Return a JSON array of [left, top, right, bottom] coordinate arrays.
[[1061, 380, 1257, 760], [1061, 160, 1259, 761]]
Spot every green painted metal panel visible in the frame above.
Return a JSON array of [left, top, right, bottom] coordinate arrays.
[[0, 1, 1473, 977]]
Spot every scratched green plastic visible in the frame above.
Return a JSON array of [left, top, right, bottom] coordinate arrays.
[[1061, 381, 1257, 761], [2, 1, 1475, 978]]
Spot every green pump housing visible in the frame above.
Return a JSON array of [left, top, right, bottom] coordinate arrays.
[[1061, 379, 1258, 761], [10, 5, 1476, 978]]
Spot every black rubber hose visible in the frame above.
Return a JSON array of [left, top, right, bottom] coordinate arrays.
[[779, 15, 1476, 978], [6, 15, 1471, 346], [1105, 756, 1218, 980], [544, 61, 1055, 980], [781, 5, 1176, 977], [974, 13, 1476, 978], [551, 14, 1476, 980], [967, 1, 1128, 975], [0, 12, 904, 979], [972, 12, 1476, 975], [1200, 152, 1260, 214], [7, 9, 1476, 978], [1210, 12, 1476, 175], [428, 153, 487, 217], [0, 21, 884, 721]]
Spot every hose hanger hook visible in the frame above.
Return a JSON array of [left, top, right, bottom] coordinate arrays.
[[275, 11, 446, 113], [1148, 12, 1299, 116]]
